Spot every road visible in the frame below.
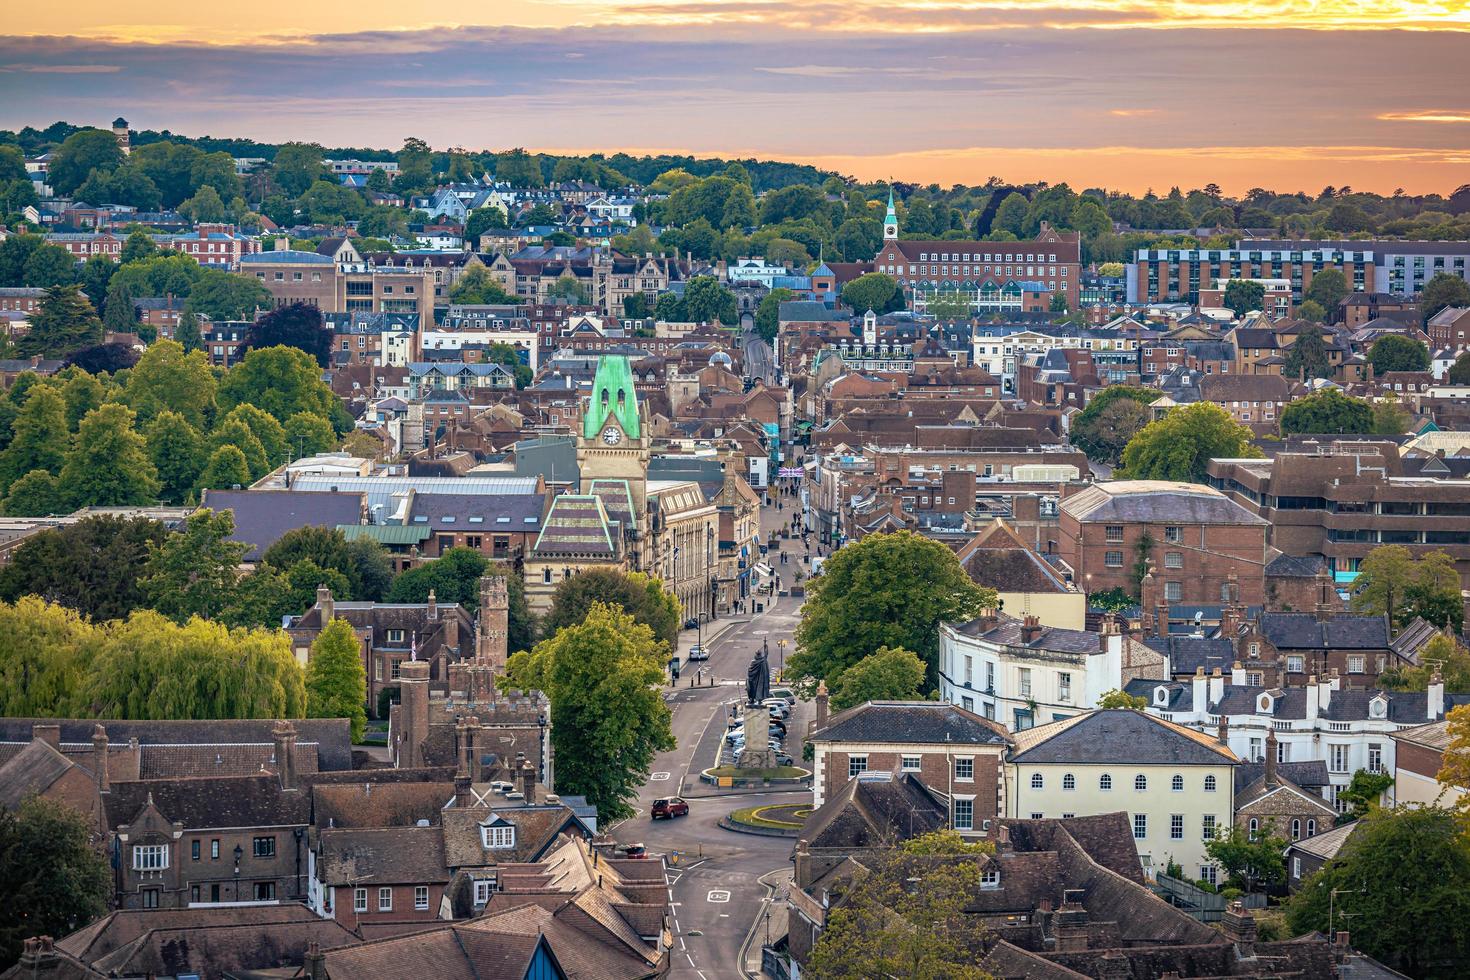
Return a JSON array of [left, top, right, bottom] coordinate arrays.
[[742, 324, 776, 386], [609, 495, 812, 979]]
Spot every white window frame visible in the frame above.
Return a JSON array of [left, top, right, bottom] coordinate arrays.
[[414, 885, 429, 911], [1171, 814, 1184, 840], [483, 824, 516, 849], [953, 796, 975, 831], [473, 880, 493, 906], [132, 844, 169, 871], [1133, 813, 1147, 839], [900, 755, 922, 772], [354, 887, 368, 913], [954, 756, 974, 781], [378, 887, 393, 912]]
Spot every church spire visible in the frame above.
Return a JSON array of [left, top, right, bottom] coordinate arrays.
[[883, 187, 898, 241]]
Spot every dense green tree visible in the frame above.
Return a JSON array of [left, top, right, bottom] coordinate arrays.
[[47, 129, 125, 195], [682, 276, 738, 324], [1437, 704, 1470, 808], [992, 191, 1029, 236], [1303, 269, 1348, 317], [1446, 352, 1470, 385], [58, 403, 160, 508], [0, 386, 68, 493], [344, 538, 396, 603], [145, 410, 205, 504], [1296, 299, 1328, 323], [125, 339, 217, 427], [1097, 688, 1148, 708], [754, 287, 795, 343], [449, 265, 520, 305], [0, 515, 164, 621], [1285, 806, 1470, 978], [218, 345, 349, 434], [209, 417, 269, 479], [388, 549, 535, 654], [464, 207, 510, 243], [505, 603, 674, 822], [1204, 821, 1287, 892], [1368, 334, 1430, 375], [1349, 545, 1461, 631], [80, 610, 306, 720], [179, 184, 227, 222], [1282, 325, 1333, 380], [833, 216, 881, 262], [196, 444, 252, 492], [20, 243, 79, 289], [542, 568, 679, 651], [1372, 398, 1411, 435], [0, 797, 112, 968], [1119, 402, 1260, 483], [239, 301, 332, 368], [174, 310, 203, 353], [1223, 279, 1266, 316], [1419, 271, 1470, 325], [808, 831, 993, 980], [140, 508, 248, 622], [1280, 389, 1373, 434], [63, 342, 138, 375], [59, 371, 105, 432], [2, 470, 65, 518], [654, 292, 686, 321], [1070, 386, 1160, 463], [791, 531, 995, 693], [304, 617, 368, 741], [1402, 551, 1464, 632], [102, 278, 138, 336], [186, 267, 271, 321], [220, 403, 287, 470], [0, 597, 94, 716], [261, 526, 362, 595], [829, 645, 927, 711], [270, 142, 327, 197], [119, 229, 158, 265], [19, 284, 103, 357], [78, 254, 117, 308], [283, 411, 338, 458], [840, 272, 903, 314]]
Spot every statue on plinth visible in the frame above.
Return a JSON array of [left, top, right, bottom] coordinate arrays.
[[746, 647, 771, 706]]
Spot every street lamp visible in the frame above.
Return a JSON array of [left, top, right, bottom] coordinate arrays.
[[777, 639, 787, 680]]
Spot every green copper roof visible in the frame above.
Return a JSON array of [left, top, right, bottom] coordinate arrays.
[[582, 354, 641, 440]]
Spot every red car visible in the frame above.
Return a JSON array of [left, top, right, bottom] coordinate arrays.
[[652, 797, 689, 819]]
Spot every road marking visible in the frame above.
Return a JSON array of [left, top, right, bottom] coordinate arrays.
[[719, 913, 730, 918], [650, 772, 670, 781], [707, 890, 730, 903], [682, 859, 707, 871]]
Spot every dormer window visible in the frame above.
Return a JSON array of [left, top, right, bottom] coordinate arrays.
[[1258, 694, 1273, 713], [133, 844, 169, 871], [979, 869, 1001, 890], [480, 818, 516, 849], [1154, 687, 1169, 706], [1370, 698, 1387, 718]]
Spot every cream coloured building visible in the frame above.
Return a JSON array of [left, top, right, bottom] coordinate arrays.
[[1006, 709, 1238, 882]]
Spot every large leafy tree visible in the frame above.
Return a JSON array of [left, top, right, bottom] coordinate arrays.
[[0, 797, 111, 967], [218, 345, 350, 434], [0, 386, 67, 494], [47, 128, 125, 195], [19, 284, 103, 357], [125, 339, 217, 428], [505, 603, 674, 822], [388, 549, 534, 653], [682, 276, 738, 325], [1439, 703, 1470, 809], [754, 286, 795, 343], [270, 142, 327, 197], [140, 508, 249, 623], [1280, 389, 1372, 434], [840, 272, 903, 314], [79, 611, 306, 720], [1070, 386, 1161, 463], [1119, 402, 1260, 483], [1368, 334, 1430, 375], [58, 403, 160, 508], [828, 645, 927, 712], [1446, 352, 1470, 385], [196, 445, 253, 493], [1419, 271, 1470, 325], [1302, 268, 1349, 317], [185, 268, 270, 321], [145, 410, 206, 504], [219, 403, 287, 471], [1351, 545, 1462, 631], [1, 471, 65, 518], [808, 832, 994, 980], [239, 301, 333, 368], [542, 568, 680, 652], [791, 531, 994, 693], [305, 618, 368, 741], [1204, 821, 1287, 892], [1223, 279, 1265, 316], [1282, 325, 1333, 380], [0, 597, 94, 716], [1285, 806, 1470, 978], [285, 411, 340, 458], [260, 526, 392, 601], [0, 515, 165, 621]]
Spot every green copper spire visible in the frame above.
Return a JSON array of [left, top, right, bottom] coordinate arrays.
[[885, 188, 897, 222], [582, 354, 641, 440]]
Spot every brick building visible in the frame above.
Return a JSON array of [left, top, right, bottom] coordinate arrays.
[[1058, 480, 1269, 607]]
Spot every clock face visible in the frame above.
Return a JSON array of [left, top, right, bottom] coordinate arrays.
[[601, 426, 623, 446]]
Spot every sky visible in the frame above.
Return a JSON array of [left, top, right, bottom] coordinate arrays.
[[2, 2, 1469, 195]]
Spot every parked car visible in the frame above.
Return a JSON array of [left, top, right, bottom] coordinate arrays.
[[652, 797, 689, 819], [687, 645, 708, 661], [770, 688, 796, 705], [684, 618, 699, 630]]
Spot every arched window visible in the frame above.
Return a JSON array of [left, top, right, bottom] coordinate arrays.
[[1134, 774, 1148, 791], [1030, 773, 1044, 789], [1307, 819, 1316, 837], [1291, 819, 1301, 841], [1062, 773, 1076, 791], [1100, 774, 1113, 791], [1204, 775, 1217, 792], [1171, 774, 1184, 792], [1248, 818, 1258, 841]]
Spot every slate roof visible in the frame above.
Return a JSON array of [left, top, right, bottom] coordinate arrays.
[[1392, 719, 1453, 752], [1259, 612, 1391, 650], [312, 781, 454, 829], [1233, 759, 1331, 794], [89, 918, 357, 980], [317, 825, 451, 884], [1059, 480, 1266, 525], [1286, 820, 1359, 861], [55, 905, 323, 964], [406, 493, 545, 535], [0, 719, 354, 771], [801, 772, 950, 850], [585, 479, 635, 530], [1266, 553, 1328, 578], [1009, 710, 1238, 765], [104, 774, 310, 831], [201, 489, 366, 562], [240, 250, 332, 265], [1138, 680, 1470, 723], [810, 701, 1011, 746], [0, 739, 77, 809], [1144, 635, 1235, 675], [954, 614, 1105, 654]]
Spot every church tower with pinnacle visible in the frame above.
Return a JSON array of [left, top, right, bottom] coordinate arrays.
[[883, 187, 899, 241], [577, 354, 651, 518]]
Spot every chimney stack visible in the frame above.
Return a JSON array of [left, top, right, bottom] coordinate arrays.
[[815, 680, 829, 730], [273, 720, 297, 790], [518, 755, 537, 804], [1021, 614, 1043, 644], [1221, 902, 1258, 958], [1053, 888, 1090, 952], [1264, 728, 1278, 787], [91, 724, 109, 793], [32, 723, 60, 749], [1216, 713, 1230, 746], [304, 942, 326, 980], [1191, 667, 1208, 715], [427, 588, 438, 622], [317, 586, 335, 624], [1429, 669, 1445, 720], [1208, 667, 1224, 706]]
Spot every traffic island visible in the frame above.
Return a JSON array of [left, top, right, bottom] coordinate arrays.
[[701, 764, 810, 788], [720, 802, 812, 837]]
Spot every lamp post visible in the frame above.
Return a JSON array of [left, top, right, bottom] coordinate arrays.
[[777, 639, 787, 680]]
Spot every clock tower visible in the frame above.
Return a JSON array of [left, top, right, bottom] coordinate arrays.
[[577, 354, 650, 518]]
